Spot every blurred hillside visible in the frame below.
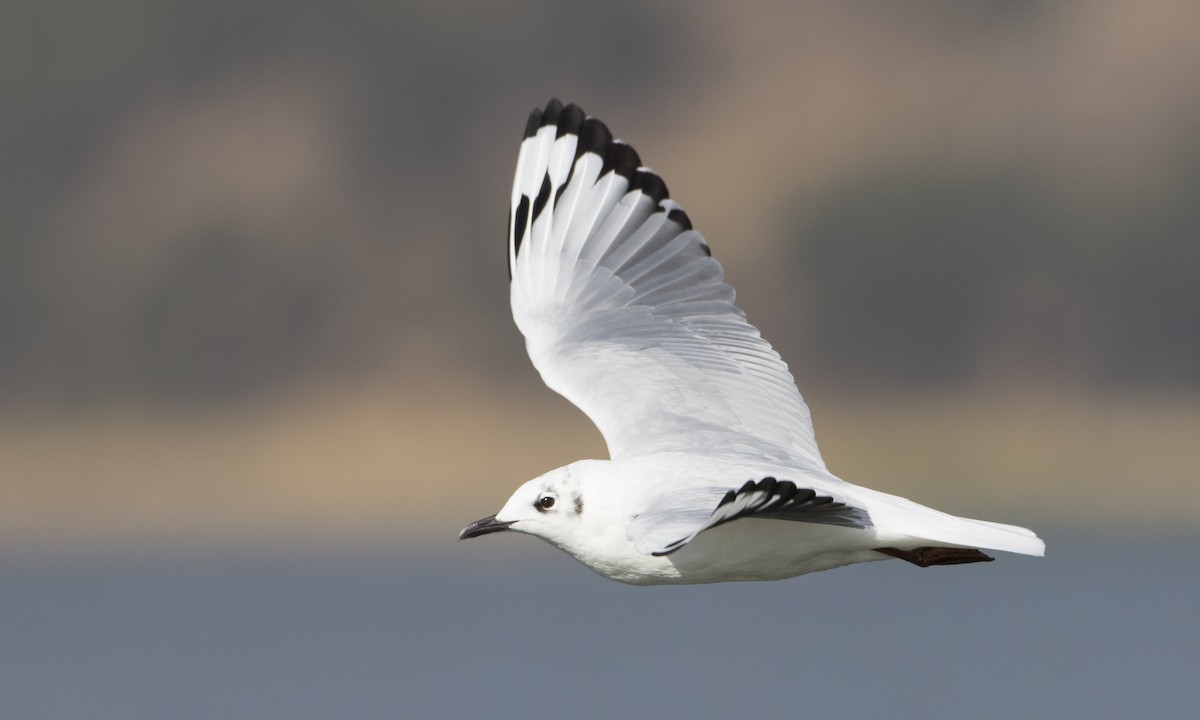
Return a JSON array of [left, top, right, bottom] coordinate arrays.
[[1, 1, 1196, 550]]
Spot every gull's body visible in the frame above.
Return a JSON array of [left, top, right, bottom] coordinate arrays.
[[460, 100, 1044, 585]]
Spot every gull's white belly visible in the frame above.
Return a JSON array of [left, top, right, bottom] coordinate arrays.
[[577, 518, 888, 586]]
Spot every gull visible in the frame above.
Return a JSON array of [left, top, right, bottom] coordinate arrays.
[[459, 99, 1045, 585]]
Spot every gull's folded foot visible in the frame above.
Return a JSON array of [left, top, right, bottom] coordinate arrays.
[[874, 546, 995, 567]]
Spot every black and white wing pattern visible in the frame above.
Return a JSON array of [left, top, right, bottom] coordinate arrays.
[[627, 476, 872, 556], [508, 99, 823, 464]]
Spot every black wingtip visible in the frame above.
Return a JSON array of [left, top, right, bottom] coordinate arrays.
[[601, 142, 642, 183], [542, 98, 564, 128], [576, 116, 611, 159], [667, 207, 693, 231], [632, 169, 669, 205], [557, 102, 585, 139], [511, 100, 710, 278], [524, 106, 544, 139], [711, 476, 872, 531], [525, 98, 569, 138], [527, 99, 590, 141]]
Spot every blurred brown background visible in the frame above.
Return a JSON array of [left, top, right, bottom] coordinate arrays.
[[3, 0, 1197, 556]]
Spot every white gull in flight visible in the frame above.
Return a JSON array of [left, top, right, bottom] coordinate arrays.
[[459, 99, 1045, 585]]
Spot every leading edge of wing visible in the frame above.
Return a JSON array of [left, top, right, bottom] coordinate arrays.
[[507, 99, 823, 465]]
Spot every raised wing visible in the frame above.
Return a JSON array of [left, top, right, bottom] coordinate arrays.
[[628, 476, 872, 556], [508, 99, 823, 464]]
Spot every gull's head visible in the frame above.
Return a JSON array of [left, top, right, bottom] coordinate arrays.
[[458, 465, 587, 547]]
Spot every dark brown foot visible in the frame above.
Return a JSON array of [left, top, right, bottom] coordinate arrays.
[[874, 546, 995, 567]]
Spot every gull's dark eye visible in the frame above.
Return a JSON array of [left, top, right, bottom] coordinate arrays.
[[537, 495, 556, 510]]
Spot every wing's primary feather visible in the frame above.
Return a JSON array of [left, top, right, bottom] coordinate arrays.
[[509, 99, 823, 465]]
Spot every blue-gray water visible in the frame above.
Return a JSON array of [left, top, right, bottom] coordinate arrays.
[[3, 532, 1196, 719]]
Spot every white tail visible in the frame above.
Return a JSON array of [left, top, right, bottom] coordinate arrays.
[[867, 490, 1046, 557]]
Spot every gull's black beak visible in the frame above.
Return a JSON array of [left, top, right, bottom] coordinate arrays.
[[458, 514, 515, 540]]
